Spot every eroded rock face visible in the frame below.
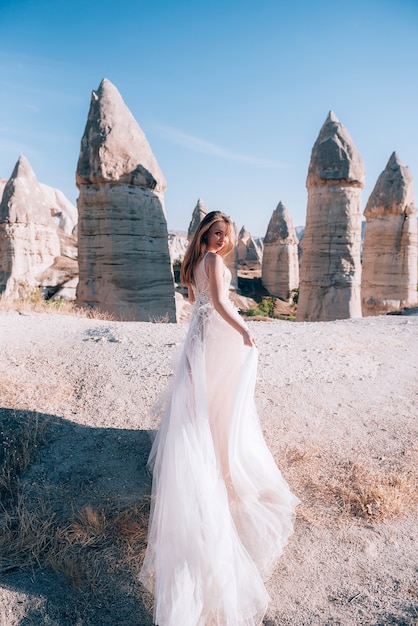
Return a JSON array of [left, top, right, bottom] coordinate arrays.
[[297, 112, 364, 322], [187, 198, 207, 241], [76, 78, 176, 321], [0, 156, 77, 298], [362, 152, 417, 315], [0, 179, 7, 202], [261, 203, 299, 299], [168, 232, 188, 265], [76, 80, 166, 192], [237, 225, 262, 271]]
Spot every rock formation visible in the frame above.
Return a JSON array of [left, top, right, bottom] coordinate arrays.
[[261, 202, 299, 300], [0, 156, 77, 298], [168, 232, 188, 266], [0, 179, 7, 202], [296, 112, 365, 322], [76, 78, 176, 321], [237, 225, 262, 271], [362, 152, 417, 315], [187, 198, 207, 241]]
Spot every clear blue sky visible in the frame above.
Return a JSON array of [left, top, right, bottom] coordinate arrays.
[[0, 0, 417, 236]]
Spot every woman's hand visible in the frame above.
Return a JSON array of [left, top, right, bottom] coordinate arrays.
[[242, 327, 257, 347]]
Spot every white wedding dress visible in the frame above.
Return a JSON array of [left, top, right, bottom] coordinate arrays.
[[140, 253, 299, 626]]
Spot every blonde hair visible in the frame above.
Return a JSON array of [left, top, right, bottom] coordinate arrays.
[[180, 211, 234, 286]]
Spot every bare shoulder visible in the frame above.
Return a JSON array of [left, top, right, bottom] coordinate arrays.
[[205, 252, 224, 280], [205, 251, 223, 270]]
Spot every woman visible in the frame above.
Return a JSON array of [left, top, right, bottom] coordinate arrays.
[[140, 211, 299, 626]]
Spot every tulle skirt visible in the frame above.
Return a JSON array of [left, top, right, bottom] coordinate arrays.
[[139, 302, 299, 626]]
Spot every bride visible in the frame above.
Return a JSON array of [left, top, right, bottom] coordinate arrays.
[[140, 211, 299, 625]]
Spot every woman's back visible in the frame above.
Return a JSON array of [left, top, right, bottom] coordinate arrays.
[[192, 252, 231, 305]]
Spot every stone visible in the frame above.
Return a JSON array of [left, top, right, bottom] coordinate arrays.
[[306, 111, 365, 189], [175, 291, 192, 323], [37, 255, 79, 297], [237, 225, 262, 271], [51, 276, 78, 301], [0, 179, 7, 202], [261, 202, 299, 300], [39, 183, 77, 235], [296, 112, 365, 322], [0, 156, 77, 298], [76, 78, 176, 321], [76, 79, 166, 192], [361, 152, 417, 315], [168, 232, 188, 266], [187, 198, 207, 241]]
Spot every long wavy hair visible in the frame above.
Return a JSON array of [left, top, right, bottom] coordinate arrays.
[[180, 211, 233, 286]]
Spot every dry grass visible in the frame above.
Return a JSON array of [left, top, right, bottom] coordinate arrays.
[[0, 493, 58, 574], [0, 412, 48, 498], [285, 444, 418, 525], [1, 485, 151, 589], [0, 492, 151, 589], [0, 291, 114, 320], [0, 292, 172, 323], [148, 313, 171, 323], [328, 458, 417, 520], [1, 413, 151, 589], [50, 498, 151, 588]]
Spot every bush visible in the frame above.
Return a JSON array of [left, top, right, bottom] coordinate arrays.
[[288, 287, 299, 305], [245, 297, 278, 319]]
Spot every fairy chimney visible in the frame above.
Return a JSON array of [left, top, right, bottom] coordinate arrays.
[[237, 225, 262, 270], [362, 152, 417, 315], [0, 179, 7, 202], [0, 156, 77, 298], [261, 202, 299, 299], [296, 112, 365, 322], [76, 78, 176, 321], [187, 198, 207, 241]]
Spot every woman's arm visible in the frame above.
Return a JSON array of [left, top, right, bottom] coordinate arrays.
[[206, 252, 256, 347]]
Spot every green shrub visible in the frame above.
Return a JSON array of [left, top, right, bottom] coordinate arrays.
[[288, 287, 299, 305]]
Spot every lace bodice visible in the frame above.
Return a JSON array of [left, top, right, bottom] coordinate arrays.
[[191, 253, 231, 306]]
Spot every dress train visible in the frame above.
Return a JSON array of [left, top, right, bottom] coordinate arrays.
[[140, 255, 299, 625]]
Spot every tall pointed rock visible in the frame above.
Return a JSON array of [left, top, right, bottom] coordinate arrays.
[[306, 111, 365, 188], [77, 78, 166, 192], [237, 225, 262, 270], [187, 198, 207, 241], [261, 202, 299, 299], [76, 78, 176, 321], [362, 152, 417, 315], [297, 112, 364, 321], [1, 156, 49, 224], [0, 156, 75, 297], [0, 178, 7, 203]]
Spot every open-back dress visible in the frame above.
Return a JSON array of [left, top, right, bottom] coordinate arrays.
[[140, 252, 299, 626]]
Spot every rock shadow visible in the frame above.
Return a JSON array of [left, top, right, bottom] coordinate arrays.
[[0, 407, 154, 625]]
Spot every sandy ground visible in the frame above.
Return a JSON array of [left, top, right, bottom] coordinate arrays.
[[0, 309, 417, 625]]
